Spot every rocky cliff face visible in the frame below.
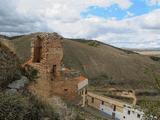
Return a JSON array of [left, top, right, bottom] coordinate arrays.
[[0, 41, 21, 88]]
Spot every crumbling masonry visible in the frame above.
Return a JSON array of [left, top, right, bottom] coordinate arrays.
[[26, 33, 88, 105], [31, 33, 63, 81]]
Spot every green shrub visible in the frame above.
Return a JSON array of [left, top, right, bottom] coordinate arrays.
[[22, 64, 39, 81], [0, 93, 28, 120], [150, 56, 160, 62], [0, 93, 59, 120], [88, 41, 100, 47], [25, 96, 59, 120], [154, 75, 160, 90], [140, 99, 160, 120]]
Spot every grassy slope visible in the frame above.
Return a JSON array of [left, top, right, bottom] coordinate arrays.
[[0, 35, 33, 63], [63, 39, 160, 89], [0, 41, 21, 88], [1, 34, 160, 90]]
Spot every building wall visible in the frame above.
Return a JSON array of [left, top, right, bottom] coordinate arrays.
[[87, 95, 101, 110], [51, 80, 78, 101], [78, 79, 88, 90], [87, 92, 144, 120], [87, 92, 126, 120], [122, 106, 144, 120]]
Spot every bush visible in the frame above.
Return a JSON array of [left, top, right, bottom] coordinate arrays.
[[0, 93, 59, 120], [140, 99, 160, 120], [88, 41, 100, 47], [25, 95, 59, 120], [22, 64, 38, 81], [0, 93, 28, 120], [150, 56, 160, 62]]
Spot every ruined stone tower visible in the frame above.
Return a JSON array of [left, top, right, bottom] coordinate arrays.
[[27, 33, 88, 104], [31, 33, 63, 81]]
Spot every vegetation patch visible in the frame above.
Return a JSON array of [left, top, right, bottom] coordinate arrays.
[[139, 99, 160, 120], [144, 67, 160, 90], [0, 93, 59, 120], [87, 41, 100, 47], [0, 93, 28, 120], [21, 64, 39, 81], [154, 75, 160, 91], [150, 56, 160, 62], [69, 39, 100, 47]]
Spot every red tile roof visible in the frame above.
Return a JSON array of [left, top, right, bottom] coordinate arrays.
[[75, 75, 87, 83]]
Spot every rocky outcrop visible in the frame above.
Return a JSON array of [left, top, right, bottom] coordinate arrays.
[[0, 41, 21, 88], [8, 76, 29, 89], [6, 76, 29, 95]]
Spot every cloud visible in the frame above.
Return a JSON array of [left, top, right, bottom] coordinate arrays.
[[0, 0, 159, 48], [138, 9, 160, 30], [0, 0, 132, 34], [145, 0, 160, 6]]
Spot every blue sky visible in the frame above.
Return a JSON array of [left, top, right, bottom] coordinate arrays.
[[82, 0, 160, 20], [0, 0, 160, 48]]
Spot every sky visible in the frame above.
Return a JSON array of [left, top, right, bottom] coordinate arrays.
[[0, 0, 160, 49]]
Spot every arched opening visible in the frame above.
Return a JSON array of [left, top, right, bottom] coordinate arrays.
[[33, 36, 42, 63]]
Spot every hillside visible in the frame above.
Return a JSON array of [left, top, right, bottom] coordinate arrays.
[[63, 39, 160, 89], [0, 41, 21, 88], [1, 33, 160, 90]]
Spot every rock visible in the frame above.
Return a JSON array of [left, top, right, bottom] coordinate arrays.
[[8, 76, 29, 89], [5, 89, 17, 95]]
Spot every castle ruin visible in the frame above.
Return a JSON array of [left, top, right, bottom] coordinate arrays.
[[26, 33, 88, 106]]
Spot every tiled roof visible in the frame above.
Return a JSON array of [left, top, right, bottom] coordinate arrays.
[[75, 75, 87, 83]]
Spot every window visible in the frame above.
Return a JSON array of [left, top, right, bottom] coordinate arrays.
[[85, 89, 87, 94], [113, 105, 116, 111], [137, 114, 140, 118], [33, 37, 42, 63], [102, 101, 104, 105], [128, 110, 130, 115], [51, 65, 57, 80], [91, 97, 94, 103], [64, 89, 68, 92], [52, 65, 57, 77]]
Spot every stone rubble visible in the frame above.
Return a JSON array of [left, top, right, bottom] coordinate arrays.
[[8, 76, 29, 89]]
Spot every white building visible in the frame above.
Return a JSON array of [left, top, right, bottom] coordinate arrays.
[[87, 92, 145, 120], [99, 104, 144, 120], [122, 104, 144, 120]]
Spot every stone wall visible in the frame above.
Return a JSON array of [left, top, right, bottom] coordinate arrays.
[[31, 33, 63, 81], [28, 33, 82, 103]]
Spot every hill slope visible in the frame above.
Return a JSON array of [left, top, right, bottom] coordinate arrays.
[[1, 33, 160, 90], [0, 41, 20, 88], [63, 39, 160, 89]]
